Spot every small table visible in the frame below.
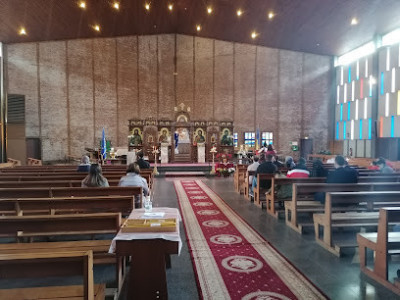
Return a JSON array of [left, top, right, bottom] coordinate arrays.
[[109, 208, 182, 299]]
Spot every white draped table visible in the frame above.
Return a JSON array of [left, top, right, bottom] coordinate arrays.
[[109, 207, 182, 299]]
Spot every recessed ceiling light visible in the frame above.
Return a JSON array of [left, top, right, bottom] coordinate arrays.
[[237, 9, 243, 17], [207, 6, 212, 14], [113, 2, 120, 10], [351, 18, 358, 25], [251, 31, 258, 39], [19, 27, 27, 35], [168, 4, 173, 11], [145, 3, 150, 11], [196, 25, 202, 32], [93, 24, 101, 32], [268, 12, 275, 19], [78, 1, 86, 9]]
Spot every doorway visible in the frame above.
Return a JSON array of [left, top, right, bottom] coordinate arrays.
[[300, 139, 313, 159]]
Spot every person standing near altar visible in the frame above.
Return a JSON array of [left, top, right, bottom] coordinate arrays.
[[136, 151, 150, 169]]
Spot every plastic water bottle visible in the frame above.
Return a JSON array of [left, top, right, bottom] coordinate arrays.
[[144, 196, 152, 213]]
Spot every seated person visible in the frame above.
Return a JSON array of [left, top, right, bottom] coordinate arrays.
[[311, 159, 328, 177], [136, 151, 150, 169], [316, 155, 358, 203], [77, 155, 90, 172], [285, 156, 296, 170], [252, 154, 278, 195], [327, 155, 358, 183], [286, 158, 310, 178], [247, 156, 260, 195], [81, 164, 109, 187], [374, 157, 394, 174], [119, 163, 149, 208]]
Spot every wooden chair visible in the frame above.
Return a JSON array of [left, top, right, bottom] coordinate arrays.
[[357, 207, 400, 295]]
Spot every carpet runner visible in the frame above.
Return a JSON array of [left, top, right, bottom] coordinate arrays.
[[174, 180, 327, 300]]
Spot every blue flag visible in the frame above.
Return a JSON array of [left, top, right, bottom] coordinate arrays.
[[101, 128, 106, 160], [256, 127, 260, 150]]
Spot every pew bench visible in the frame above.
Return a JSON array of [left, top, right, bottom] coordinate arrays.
[[244, 170, 256, 201], [0, 212, 121, 241], [285, 182, 400, 234], [357, 208, 400, 295], [0, 195, 135, 217], [266, 177, 325, 218], [234, 164, 247, 194], [253, 173, 275, 208], [0, 251, 104, 300], [0, 186, 144, 208], [313, 191, 400, 256], [0, 239, 124, 292]]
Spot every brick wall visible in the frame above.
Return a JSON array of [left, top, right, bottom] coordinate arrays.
[[6, 34, 333, 161]]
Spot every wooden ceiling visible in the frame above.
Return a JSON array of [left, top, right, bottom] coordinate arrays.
[[1, 0, 400, 56]]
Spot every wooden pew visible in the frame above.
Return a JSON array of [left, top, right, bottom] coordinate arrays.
[[285, 182, 400, 233], [0, 251, 104, 300], [266, 175, 400, 218], [0, 172, 153, 189], [244, 170, 256, 201], [0, 212, 124, 293], [357, 207, 400, 295], [313, 191, 400, 256], [0, 179, 120, 188], [0, 195, 135, 216], [234, 164, 247, 194], [0, 212, 121, 240], [266, 177, 326, 218], [0, 186, 143, 205], [254, 173, 275, 208]]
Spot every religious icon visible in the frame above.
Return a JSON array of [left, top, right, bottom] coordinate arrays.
[[159, 128, 170, 143], [147, 135, 154, 143], [177, 128, 190, 143], [220, 128, 233, 146], [193, 128, 206, 145], [129, 128, 143, 146]]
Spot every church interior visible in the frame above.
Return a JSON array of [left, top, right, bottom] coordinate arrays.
[[1, 0, 400, 299]]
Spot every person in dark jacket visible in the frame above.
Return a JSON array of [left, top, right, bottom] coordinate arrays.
[[136, 151, 150, 169], [253, 154, 278, 190], [311, 159, 328, 177], [316, 155, 358, 203], [326, 155, 358, 183]]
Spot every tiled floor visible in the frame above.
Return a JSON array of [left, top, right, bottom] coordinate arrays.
[[153, 177, 400, 300]]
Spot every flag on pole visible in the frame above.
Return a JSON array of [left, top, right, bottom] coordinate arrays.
[[101, 128, 107, 160], [255, 127, 260, 150]]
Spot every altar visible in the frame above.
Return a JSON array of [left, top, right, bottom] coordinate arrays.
[[127, 103, 234, 163]]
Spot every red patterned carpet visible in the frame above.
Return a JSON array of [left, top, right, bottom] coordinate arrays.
[[174, 180, 327, 300]]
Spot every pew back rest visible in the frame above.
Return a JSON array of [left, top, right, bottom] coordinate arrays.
[[1, 196, 135, 216], [0, 213, 121, 237], [0, 250, 94, 299], [293, 182, 400, 198], [377, 208, 400, 251]]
